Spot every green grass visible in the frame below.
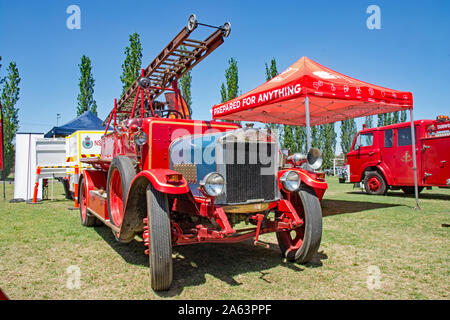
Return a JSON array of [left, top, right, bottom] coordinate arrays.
[[0, 177, 448, 299]]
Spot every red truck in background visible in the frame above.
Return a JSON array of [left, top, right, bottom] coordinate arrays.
[[339, 116, 450, 195]]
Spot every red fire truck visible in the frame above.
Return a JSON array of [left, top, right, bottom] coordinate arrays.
[[76, 15, 328, 291], [339, 116, 450, 195]]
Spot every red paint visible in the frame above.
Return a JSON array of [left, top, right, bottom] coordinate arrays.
[[82, 170, 108, 219], [81, 76, 328, 249], [212, 56, 412, 125], [345, 118, 450, 189], [109, 167, 124, 226], [277, 168, 328, 201]]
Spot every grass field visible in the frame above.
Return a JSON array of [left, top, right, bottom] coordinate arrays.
[[0, 177, 448, 300]]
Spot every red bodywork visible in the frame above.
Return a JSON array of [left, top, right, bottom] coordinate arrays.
[[345, 118, 450, 189], [81, 114, 327, 245], [78, 18, 328, 249]]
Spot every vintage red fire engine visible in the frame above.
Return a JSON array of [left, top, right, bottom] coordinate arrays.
[[77, 15, 327, 291], [339, 116, 450, 195]]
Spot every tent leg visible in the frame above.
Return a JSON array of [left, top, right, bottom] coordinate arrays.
[[410, 108, 420, 210], [305, 96, 312, 151]]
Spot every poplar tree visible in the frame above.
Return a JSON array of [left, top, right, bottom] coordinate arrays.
[[392, 111, 400, 124], [120, 32, 143, 95], [365, 116, 373, 128], [220, 58, 239, 102], [264, 58, 280, 132], [1, 61, 20, 179], [400, 110, 407, 122], [321, 122, 337, 169], [340, 119, 357, 156], [220, 58, 239, 123], [283, 125, 296, 152], [293, 125, 307, 154], [76, 55, 97, 116], [179, 46, 192, 116]]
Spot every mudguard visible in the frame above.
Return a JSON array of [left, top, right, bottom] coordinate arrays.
[[373, 163, 393, 186], [135, 169, 190, 195], [80, 169, 107, 210], [118, 169, 190, 242], [278, 168, 328, 201]]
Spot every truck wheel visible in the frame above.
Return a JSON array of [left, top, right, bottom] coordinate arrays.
[[276, 186, 322, 264], [146, 184, 173, 291], [79, 178, 97, 227], [401, 186, 424, 195], [363, 171, 387, 195], [107, 156, 136, 228]]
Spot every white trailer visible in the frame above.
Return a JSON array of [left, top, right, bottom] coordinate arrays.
[[13, 134, 66, 201]]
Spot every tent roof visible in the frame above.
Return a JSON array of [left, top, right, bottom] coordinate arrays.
[[44, 110, 109, 138], [212, 57, 413, 126]]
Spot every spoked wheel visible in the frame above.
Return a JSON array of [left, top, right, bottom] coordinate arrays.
[[146, 184, 173, 291], [107, 156, 136, 241], [79, 178, 97, 227], [363, 171, 387, 195], [276, 186, 322, 264]]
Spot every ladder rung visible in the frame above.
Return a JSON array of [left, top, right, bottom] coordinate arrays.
[[171, 53, 196, 59], [182, 42, 207, 49], [184, 38, 206, 45], [174, 48, 195, 55]]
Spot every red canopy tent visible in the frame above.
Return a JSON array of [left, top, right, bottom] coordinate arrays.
[[212, 56, 412, 125], [212, 57, 420, 208]]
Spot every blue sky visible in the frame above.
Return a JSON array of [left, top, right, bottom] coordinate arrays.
[[1, 0, 449, 153]]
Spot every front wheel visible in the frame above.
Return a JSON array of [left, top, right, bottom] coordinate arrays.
[[363, 171, 387, 195], [276, 186, 322, 264], [146, 185, 173, 291]]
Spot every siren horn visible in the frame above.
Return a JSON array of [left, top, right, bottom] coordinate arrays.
[[306, 148, 323, 170]]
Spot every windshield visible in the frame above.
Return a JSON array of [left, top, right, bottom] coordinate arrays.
[[353, 132, 374, 150]]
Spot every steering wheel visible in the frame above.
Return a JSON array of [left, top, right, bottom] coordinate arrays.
[[157, 109, 185, 119]]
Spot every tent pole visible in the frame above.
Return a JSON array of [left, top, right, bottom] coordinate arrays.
[[305, 96, 312, 151], [409, 108, 420, 210]]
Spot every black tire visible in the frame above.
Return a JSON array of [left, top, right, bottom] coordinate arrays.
[[363, 171, 387, 195], [147, 184, 173, 291], [106, 156, 136, 228], [59, 177, 73, 200], [276, 186, 322, 264], [401, 186, 424, 195], [79, 178, 97, 227]]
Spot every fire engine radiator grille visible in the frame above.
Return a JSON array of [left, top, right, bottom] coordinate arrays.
[[222, 142, 277, 204]]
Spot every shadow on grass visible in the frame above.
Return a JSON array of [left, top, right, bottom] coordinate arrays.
[[93, 226, 327, 297], [321, 198, 402, 217], [346, 190, 450, 201]]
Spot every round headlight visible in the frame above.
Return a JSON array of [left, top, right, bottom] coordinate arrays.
[[200, 172, 225, 197], [134, 130, 147, 146], [280, 171, 301, 192]]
